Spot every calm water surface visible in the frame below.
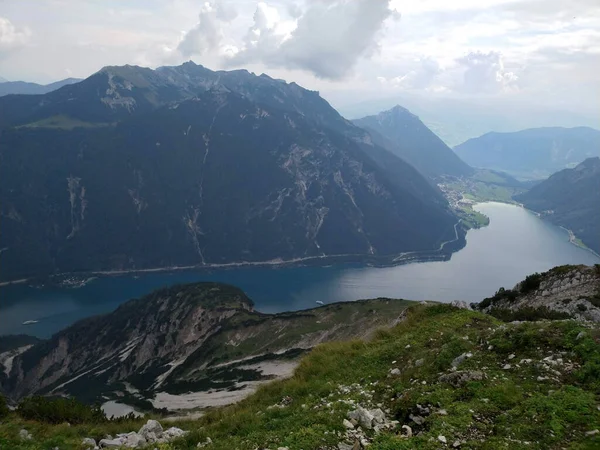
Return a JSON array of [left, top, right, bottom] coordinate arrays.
[[2, 202, 598, 338]]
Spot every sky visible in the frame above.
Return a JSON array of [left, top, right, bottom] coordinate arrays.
[[0, 0, 599, 120]]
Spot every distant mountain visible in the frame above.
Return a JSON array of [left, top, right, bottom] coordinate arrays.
[[0, 78, 81, 96], [454, 127, 600, 180], [353, 106, 473, 178], [0, 63, 461, 282], [514, 158, 600, 253]]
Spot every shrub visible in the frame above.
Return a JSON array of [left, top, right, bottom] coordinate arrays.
[[489, 307, 571, 322], [520, 273, 542, 294], [0, 394, 9, 420], [17, 396, 107, 424]]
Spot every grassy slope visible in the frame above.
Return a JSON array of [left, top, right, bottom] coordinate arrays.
[[2, 304, 599, 449]]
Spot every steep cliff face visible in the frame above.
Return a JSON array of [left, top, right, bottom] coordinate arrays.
[[2, 283, 413, 405], [0, 66, 460, 281]]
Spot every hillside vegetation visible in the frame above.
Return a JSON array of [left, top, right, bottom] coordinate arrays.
[[2, 302, 599, 449]]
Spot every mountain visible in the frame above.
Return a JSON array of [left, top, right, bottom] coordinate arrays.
[[0, 63, 461, 282], [0, 78, 81, 96], [514, 158, 600, 253], [0, 282, 413, 405], [353, 106, 473, 178], [454, 127, 600, 179]]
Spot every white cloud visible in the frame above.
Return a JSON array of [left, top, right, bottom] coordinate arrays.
[[228, 0, 399, 80], [177, 1, 237, 58], [455, 51, 518, 93], [0, 16, 30, 55]]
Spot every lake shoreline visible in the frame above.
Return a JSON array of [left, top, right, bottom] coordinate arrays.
[[0, 223, 467, 288]]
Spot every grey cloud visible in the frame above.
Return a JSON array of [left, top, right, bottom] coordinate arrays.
[[229, 0, 397, 79]]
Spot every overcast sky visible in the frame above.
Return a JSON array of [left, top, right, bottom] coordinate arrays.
[[0, 0, 598, 115]]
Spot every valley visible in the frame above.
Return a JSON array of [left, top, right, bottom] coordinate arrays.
[[2, 202, 598, 339]]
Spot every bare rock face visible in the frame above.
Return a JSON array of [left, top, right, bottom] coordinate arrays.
[[476, 265, 600, 322]]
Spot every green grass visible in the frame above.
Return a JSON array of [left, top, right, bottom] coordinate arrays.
[[18, 115, 111, 130], [2, 305, 599, 449], [456, 205, 490, 229]]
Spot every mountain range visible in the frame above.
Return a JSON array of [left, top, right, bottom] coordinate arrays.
[[353, 106, 473, 179], [515, 157, 600, 254], [0, 62, 463, 282], [454, 127, 600, 180], [0, 78, 81, 96]]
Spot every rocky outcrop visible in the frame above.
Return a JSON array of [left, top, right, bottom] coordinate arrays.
[[476, 265, 600, 321], [1, 283, 413, 409]]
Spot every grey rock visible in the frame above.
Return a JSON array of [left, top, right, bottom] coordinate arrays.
[[409, 414, 426, 425], [99, 438, 125, 448], [82, 438, 97, 447], [164, 427, 187, 438], [577, 331, 586, 340], [389, 368, 401, 376], [438, 435, 447, 444], [197, 437, 213, 448], [585, 429, 599, 436], [337, 444, 354, 450], [19, 429, 32, 440], [342, 419, 355, 429], [139, 420, 163, 441], [401, 425, 413, 437], [450, 301, 471, 310], [451, 352, 472, 368], [371, 408, 386, 424], [415, 359, 424, 367], [439, 370, 485, 388], [348, 406, 375, 429], [416, 404, 430, 415], [123, 432, 146, 448]]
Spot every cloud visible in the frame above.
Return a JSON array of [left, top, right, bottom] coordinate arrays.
[[387, 57, 442, 90], [0, 16, 31, 55], [177, 1, 237, 58], [455, 51, 518, 93], [228, 0, 398, 79]]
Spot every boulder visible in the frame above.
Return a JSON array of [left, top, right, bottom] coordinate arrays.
[[82, 437, 97, 447], [347, 406, 375, 429], [439, 370, 485, 388], [123, 432, 146, 448], [164, 427, 187, 439], [139, 419, 163, 441], [99, 438, 125, 448], [19, 429, 32, 440]]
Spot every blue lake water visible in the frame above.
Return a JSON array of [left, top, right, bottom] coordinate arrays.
[[1, 202, 598, 338]]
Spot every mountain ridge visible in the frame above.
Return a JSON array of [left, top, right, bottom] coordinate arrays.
[[454, 126, 600, 179], [514, 157, 600, 253], [353, 105, 473, 178], [0, 63, 461, 282]]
